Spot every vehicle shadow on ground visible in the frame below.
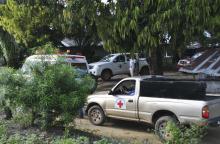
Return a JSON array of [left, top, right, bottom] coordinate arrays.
[[103, 118, 154, 133]]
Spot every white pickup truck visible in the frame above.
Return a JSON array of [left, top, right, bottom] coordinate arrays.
[[85, 76, 220, 140], [88, 53, 149, 80]]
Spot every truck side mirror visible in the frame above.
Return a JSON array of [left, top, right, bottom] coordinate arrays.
[[108, 90, 113, 95]]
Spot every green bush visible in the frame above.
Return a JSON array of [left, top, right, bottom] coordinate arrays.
[[0, 64, 93, 129], [165, 122, 207, 144]]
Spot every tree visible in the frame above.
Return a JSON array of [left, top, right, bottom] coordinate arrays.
[[60, 0, 101, 57], [0, 0, 102, 66], [0, 0, 64, 67], [99, 0, 211, 74], [205, 0, 220, 47]]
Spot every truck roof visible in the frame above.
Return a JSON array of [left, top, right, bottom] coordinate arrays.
[[26, 54, 87, 63], [122, 75, 166, 81]]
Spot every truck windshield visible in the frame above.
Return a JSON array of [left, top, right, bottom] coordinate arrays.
[[100, 54, 115, 62], [71, 63, 87, 71], [22, 60, 88, 75], [21, 60, 47, 74]]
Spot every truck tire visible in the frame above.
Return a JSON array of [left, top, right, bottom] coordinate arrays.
[[89, 74, 98, 94], [155, 116, 177, 142], [101, 69, 112, 81], [88, 105, 105, 126], [139, 67, 149, 76]]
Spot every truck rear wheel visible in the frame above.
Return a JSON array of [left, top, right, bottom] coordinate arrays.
[[88, 105, 105, 126], [155, 116, 177, 142], [140, 67, 149, 76], [101, 69, 112, 81]]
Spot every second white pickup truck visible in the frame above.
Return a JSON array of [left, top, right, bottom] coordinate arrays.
[[88, 53, 150, 80]]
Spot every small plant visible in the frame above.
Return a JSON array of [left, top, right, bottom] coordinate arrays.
[[12, 107, 33, 128], [53, 136, 89, 144], [0, 121, 7, 142], [24, 134, 45, 144], [165, 122, 207, 144], [94, 138, 112, 144]]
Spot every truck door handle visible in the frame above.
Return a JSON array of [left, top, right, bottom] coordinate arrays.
[[128, 99, 133, 103]]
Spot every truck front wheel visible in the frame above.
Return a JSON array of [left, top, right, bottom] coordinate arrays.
[[101, 69, 112, 81], [88, 105, 105, 126], [155, 116, 177, 142]]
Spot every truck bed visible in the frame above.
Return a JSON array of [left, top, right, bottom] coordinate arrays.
[[205, 94, 220, 101]]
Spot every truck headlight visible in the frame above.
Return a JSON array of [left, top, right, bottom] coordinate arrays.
[[89, 65, 94, 69]]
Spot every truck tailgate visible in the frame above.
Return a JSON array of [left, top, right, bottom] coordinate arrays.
[[207, 96, 220, 119]]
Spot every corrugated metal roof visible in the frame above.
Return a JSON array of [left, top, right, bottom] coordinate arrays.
[[179, 49, 220, 76]]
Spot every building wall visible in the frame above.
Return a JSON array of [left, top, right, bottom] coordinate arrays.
[[0, 0, 6, 4]]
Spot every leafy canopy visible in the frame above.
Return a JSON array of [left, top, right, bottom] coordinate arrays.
[[99, 0, 211, 53], [0, 0, 63, 48]]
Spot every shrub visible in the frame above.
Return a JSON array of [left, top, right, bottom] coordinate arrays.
[[0, 64, 93, 129], [165, 122, 207, 144], [0, 67, 19, 119]]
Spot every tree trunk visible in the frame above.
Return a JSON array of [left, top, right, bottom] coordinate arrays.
[[172, 50, 180, 64], [150, 46, 163, 75], [0, 28, 21, 68]]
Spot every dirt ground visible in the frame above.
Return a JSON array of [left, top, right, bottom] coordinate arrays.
[[74, 118, 161, 144]]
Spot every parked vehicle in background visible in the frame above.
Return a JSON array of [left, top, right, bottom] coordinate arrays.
[[177, 52, 204, 68], [88, 53, 150, 81], [21, 54, 97, 93], [86, 76, 220, 140]]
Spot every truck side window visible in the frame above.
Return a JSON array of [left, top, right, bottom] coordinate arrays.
[[115, 55, 125, 63], [113, 80, 136, 96], [139, 81, 206, 100], [126, 54, 131, 61]]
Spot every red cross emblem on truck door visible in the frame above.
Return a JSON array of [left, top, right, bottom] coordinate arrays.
[[117, 100, 123, 108], [115, 98, 126, 109]]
